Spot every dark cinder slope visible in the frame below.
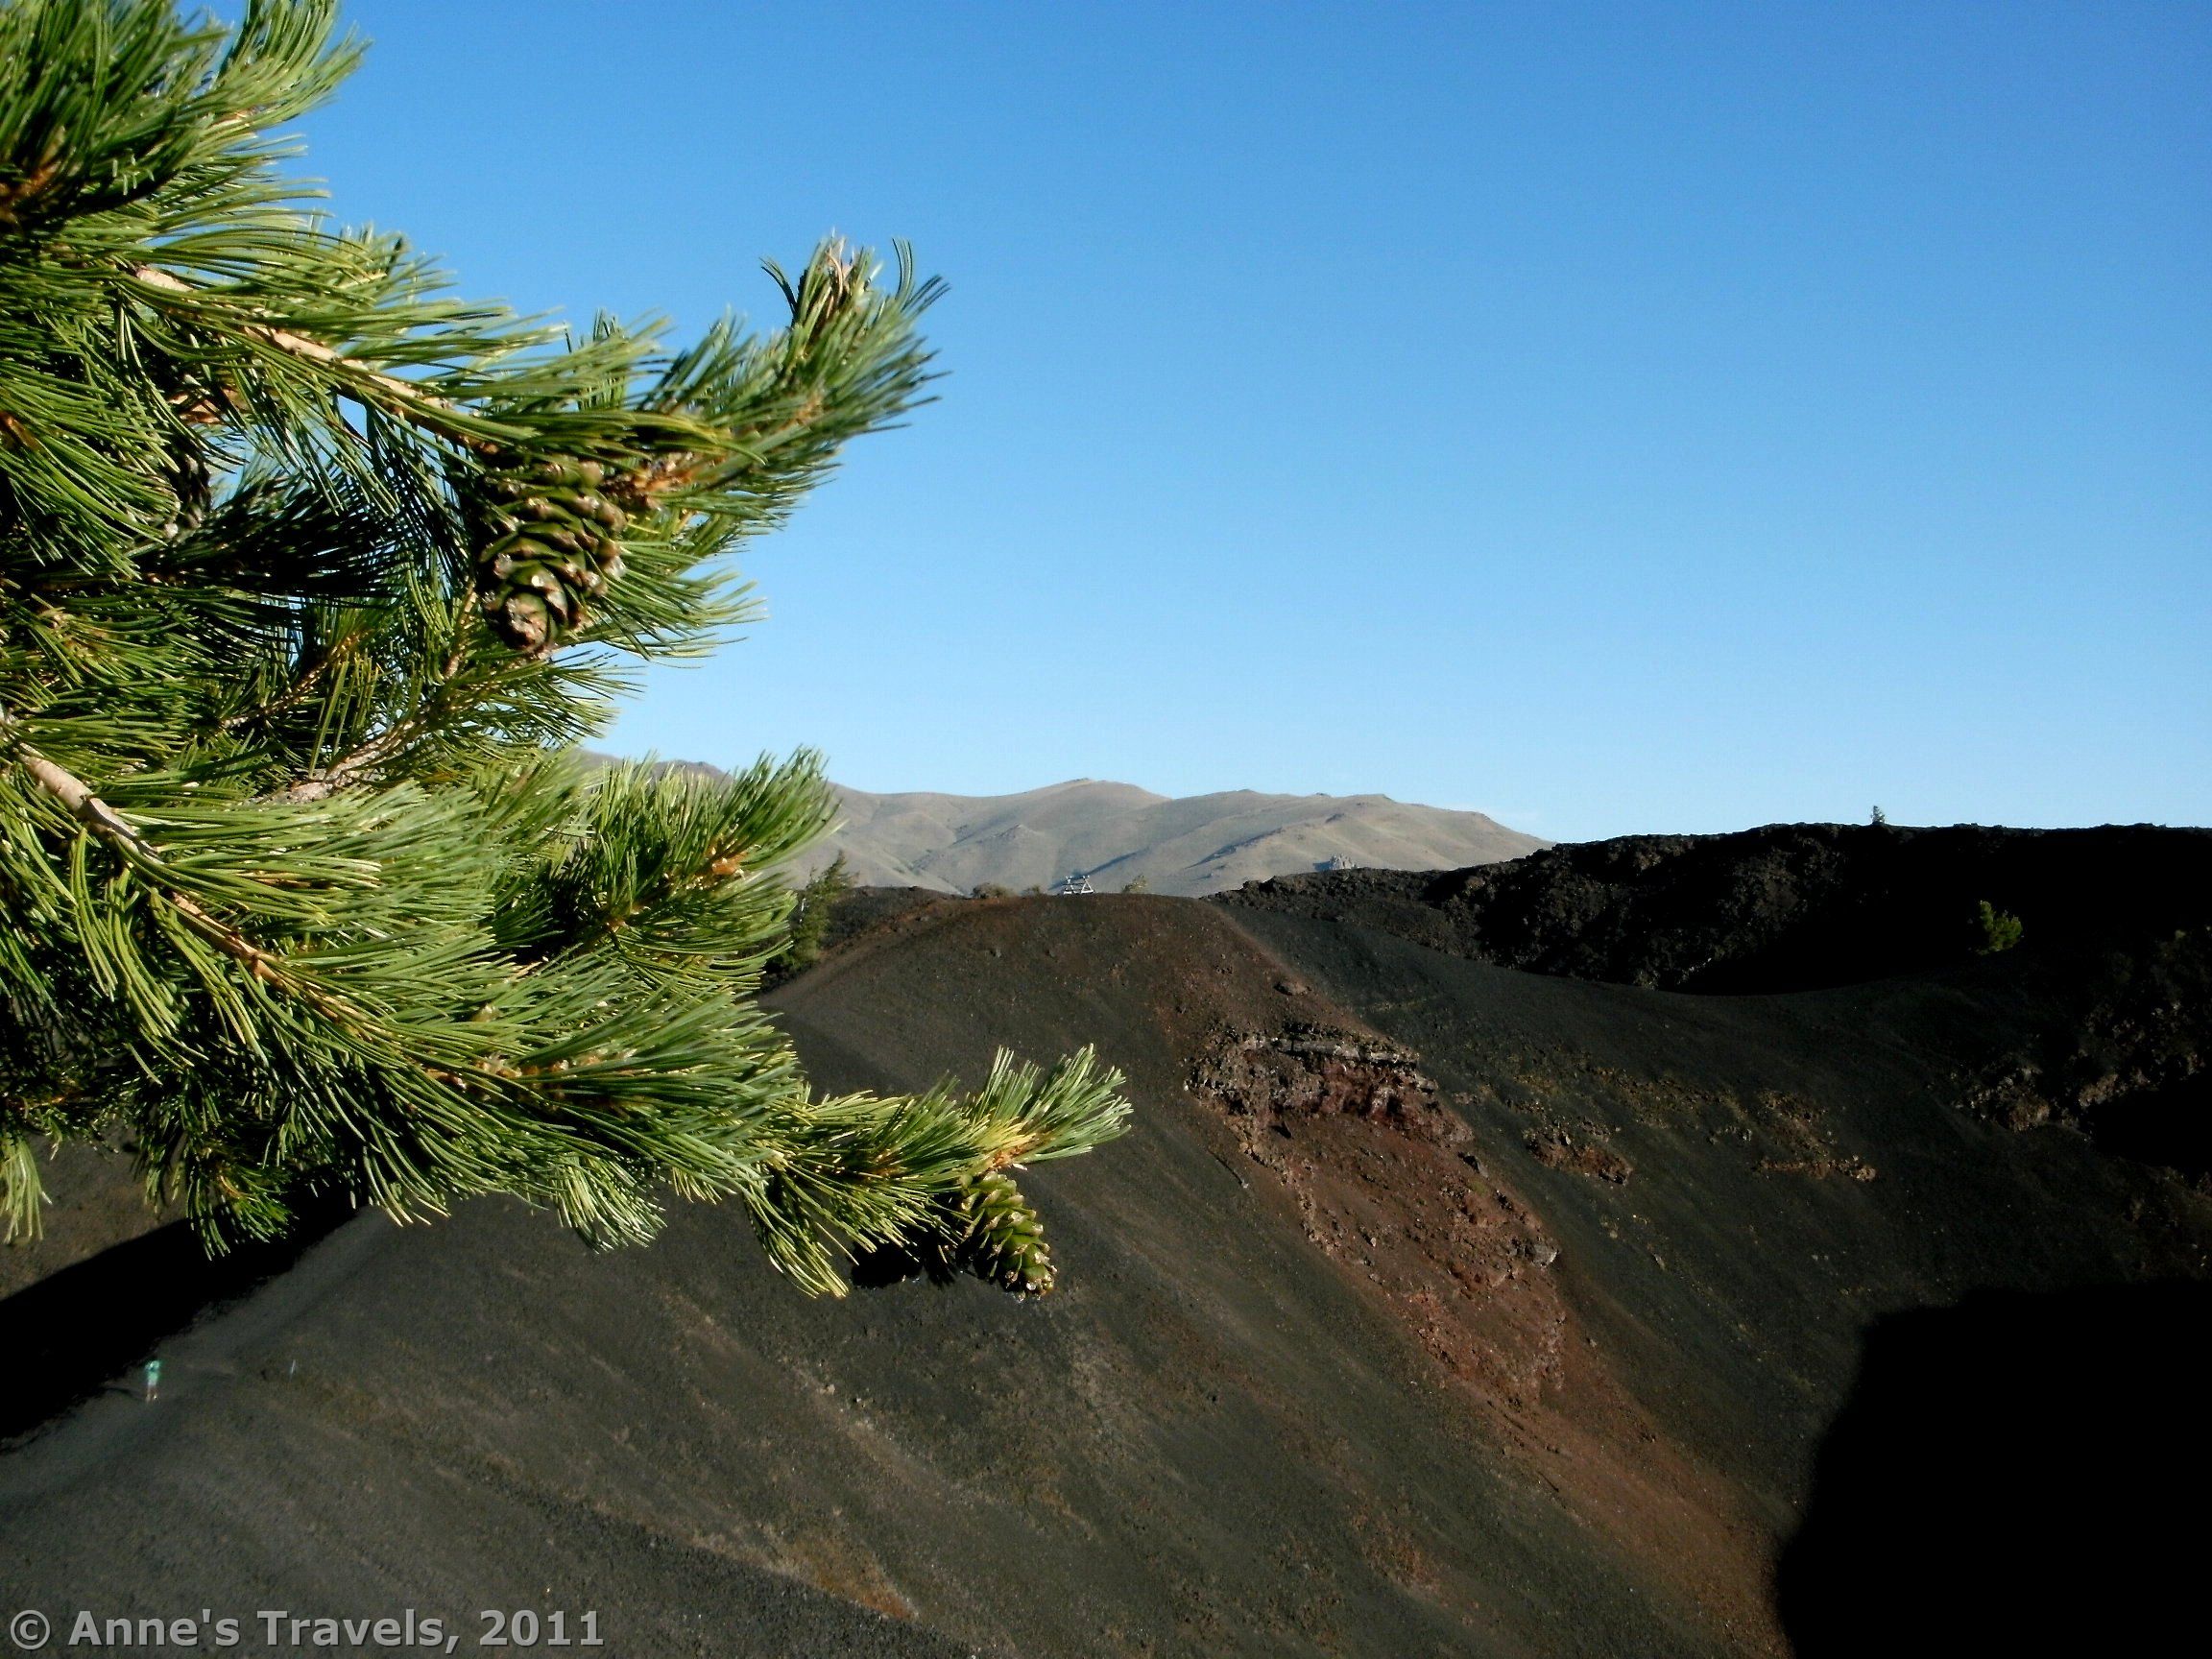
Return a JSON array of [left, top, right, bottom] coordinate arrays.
[[4, 825, 2207, 1655], [1217, 819, 2212, 1651], [3, 898, 1756, 1659], [765, 896, 1784, 1654], [1224, 820, 2212, 1182]]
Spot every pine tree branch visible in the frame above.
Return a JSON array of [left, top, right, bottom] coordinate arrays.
[[3, 708, 524, 1118], [263, 589, 477, 805], [519, 839, 759, 978], [126, 264, 707, 498], [0, 4, 1120, 1279], [220, 629, 362, 733], [129, 263, 476, 438], [3, 705, 343, 1002], [0, 154, 61, 232], [267, 720, 418, 805]]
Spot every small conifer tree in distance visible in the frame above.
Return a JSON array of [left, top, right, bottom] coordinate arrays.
[[0, 0, 1125, 1294], [1972, 900, 2025, 956], [766, 854, 854, 984]]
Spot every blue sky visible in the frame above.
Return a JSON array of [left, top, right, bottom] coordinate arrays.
[[293, 1, 2206, 840]]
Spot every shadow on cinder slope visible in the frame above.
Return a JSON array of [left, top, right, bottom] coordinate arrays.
[[1776, 1282, 2211, 1654], [0, 1206, 343, 1444]]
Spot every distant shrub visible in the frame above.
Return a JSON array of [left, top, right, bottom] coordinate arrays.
[[1973, 900, 2025, 955], [1121, 875, 1151, 894], [1870, 805, 1887, 827], [972, 882, 1014, 900]]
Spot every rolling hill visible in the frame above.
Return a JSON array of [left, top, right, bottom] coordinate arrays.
[[580, 757, 1546, 895], [802, 778, 1546, 895]]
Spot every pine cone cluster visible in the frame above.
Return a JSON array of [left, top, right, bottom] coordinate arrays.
[[472, 456, 630, 656]]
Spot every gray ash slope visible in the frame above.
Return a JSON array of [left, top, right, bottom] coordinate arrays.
[[3, 824, 2208, 1656]]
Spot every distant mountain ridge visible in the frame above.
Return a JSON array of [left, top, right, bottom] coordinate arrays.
[[805, 778, 1545, 896], [581, 756, 1545, 895]]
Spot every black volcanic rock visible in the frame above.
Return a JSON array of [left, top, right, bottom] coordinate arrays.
[[1219, 821, 2212, 993], [1224, 822, 2212, 1184]]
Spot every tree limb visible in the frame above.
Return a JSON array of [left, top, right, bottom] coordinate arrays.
[[129, 264, 473, 436], [4, 705, 330, 997]]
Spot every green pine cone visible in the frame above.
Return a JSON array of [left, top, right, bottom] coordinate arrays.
[[951, 1169, 1056, 1294], [483, 588, 554, 654], [470, 453, 633, 657], [847, 1166, 1059, 1296]]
